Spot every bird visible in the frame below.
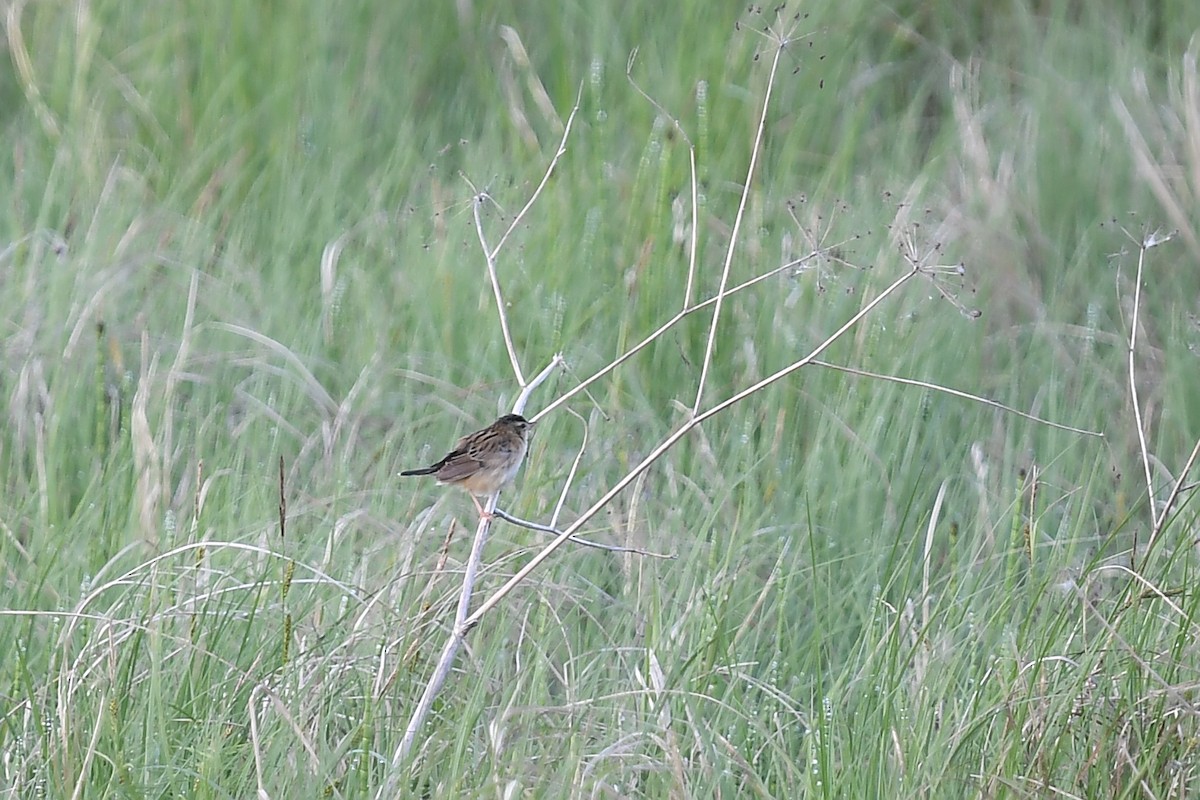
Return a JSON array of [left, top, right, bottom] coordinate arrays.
[[399, 413, 533, 519]]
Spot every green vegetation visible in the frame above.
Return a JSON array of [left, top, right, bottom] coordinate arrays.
[[3, 1, 1200, 796]]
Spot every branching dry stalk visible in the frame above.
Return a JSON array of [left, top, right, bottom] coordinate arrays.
[[471, 193, 525, 386], [389, 98, 586, 767], [388, 33, 804, 782], [471, 86, 583, 386], [387, 8, 1096, 786], [462, 262, 924, 635], [536, 248, 845, 420]]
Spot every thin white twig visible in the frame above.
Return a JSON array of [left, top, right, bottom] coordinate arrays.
[[558, 358, 609, 421], [692, 39, 783, 415], [1126, 238, 1155, 540], [389, 92, 579, 774], [514, 355, 562, 414], [811, 360, 1104, 437], [1115, 227, 1177, 561], [491, 85, 584, 259], [469, 88, 583, 386], [552, 407, 589, 529], [472, 194, 526, 385], [387, 266, 918, 789], [683, 145, 699, 309], [492, 508, 675, 558]]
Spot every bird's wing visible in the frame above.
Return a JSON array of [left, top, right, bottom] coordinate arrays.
[[433, 449, 483, 482]]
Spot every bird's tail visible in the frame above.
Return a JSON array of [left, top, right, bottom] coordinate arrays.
[[399, 467, 438, 476]]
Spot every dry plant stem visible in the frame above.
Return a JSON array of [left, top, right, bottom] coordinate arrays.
[[625, 50, 700, 310], [386, 267, 914, 778], [1126, 240, 1156, 550], [388, 100, 578, 773], [551, 408, 589, 528], [683, 144, 700, 309], [468, 264, 921, 630], [692, 41, 783, 416], [472, 195, 525, 386], [558, 359, 608, 420], [1123, 239, 1161, 568], [490, 85, 582, 259], [514, 355, 562, 412], [1143, 436, 1200, 566], [492, 508, 674, 558], [1113, 226, 1174, 563], [812, 360, 1104, 437], [470, 90, 582, 385], [389, 358, 558, 771]]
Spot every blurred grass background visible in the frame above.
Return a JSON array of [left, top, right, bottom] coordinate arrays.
[[3, 0, 1200, 796]]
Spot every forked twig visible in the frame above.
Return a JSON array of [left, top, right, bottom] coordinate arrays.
[[471, 194, 526, 386], [491, 84, 584, 260], [470, 86, 584, 385], [388, 93, 584, 779], [384, 9, 1101, 780], [389, 241, 864, 786], [465, 264, 923, 631]]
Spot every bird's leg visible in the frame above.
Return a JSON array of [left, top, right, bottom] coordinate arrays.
[[470, 493, 495, 521]]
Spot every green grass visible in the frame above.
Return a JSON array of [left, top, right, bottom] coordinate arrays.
[[4, 0, 1200, 797]]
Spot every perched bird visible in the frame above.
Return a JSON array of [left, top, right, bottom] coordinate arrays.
[[400, 413, 533, 519]]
